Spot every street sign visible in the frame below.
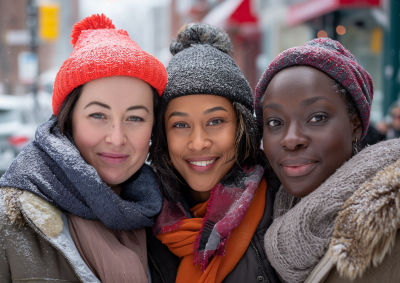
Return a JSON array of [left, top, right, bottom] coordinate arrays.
[[18, 51, 38, 85], [5, 30, 31, 46], [39, 3, 60, 41]]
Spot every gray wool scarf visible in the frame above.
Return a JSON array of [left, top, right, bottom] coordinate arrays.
[[264, 138, 400, 283], [0, 117, 162, 230]]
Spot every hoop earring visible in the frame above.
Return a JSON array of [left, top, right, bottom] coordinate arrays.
[[353, 138, 358, 155]]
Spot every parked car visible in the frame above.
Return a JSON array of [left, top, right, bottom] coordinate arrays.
[[0, 92, 52, 176]]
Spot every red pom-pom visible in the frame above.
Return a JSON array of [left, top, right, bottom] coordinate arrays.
[[70, 14, 115, 47]]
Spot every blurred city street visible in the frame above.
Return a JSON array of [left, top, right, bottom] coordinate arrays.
[[0, 0, 399, 175]]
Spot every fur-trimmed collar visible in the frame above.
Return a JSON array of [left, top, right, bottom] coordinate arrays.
[[2, 187, 63, 238], [329, 158, 400, 280]]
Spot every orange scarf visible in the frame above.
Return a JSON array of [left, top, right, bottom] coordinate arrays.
[[158, 178, 266, 283]]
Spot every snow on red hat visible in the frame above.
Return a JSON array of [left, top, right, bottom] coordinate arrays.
[[52, 14, 167, 115]]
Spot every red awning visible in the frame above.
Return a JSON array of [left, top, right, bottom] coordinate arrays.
[[202, 0, 257, 28], [287, 0, 380, 26]]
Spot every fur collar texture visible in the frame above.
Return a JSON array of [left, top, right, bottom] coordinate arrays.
[[330, 158, 400, 280], [2, 187, 63, 238], [264, 138, 400, 283]]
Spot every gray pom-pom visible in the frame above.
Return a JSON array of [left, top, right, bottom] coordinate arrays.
[[170, 23, 232, 56]]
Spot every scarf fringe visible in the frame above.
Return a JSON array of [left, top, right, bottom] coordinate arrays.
[[158, 217, 186, 235], [193, 184, 219, 270]]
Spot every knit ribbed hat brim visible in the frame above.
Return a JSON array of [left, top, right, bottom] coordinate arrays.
[[52, 14, 167, 115], [163, 44, 254, 112]]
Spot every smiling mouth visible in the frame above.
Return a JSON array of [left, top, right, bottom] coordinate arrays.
[[98, 153, 129, 165], [186, 157, 219, 173], [189, 159, 217, 167]]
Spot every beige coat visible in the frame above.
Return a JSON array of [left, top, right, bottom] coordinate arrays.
[[305, 158, 400, 283], [0, 187, 100, 283]]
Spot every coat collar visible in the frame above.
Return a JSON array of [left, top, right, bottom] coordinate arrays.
[[19, 190, 63, 238], [329, 158, 400, 280], [2, 187, 63, 238]]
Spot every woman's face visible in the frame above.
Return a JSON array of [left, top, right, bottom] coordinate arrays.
[[262, 66, 362, 198], [165, 95, 237, 202], [72, 76, 154, 187]]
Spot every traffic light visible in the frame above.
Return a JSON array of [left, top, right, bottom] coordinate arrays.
[[39, 3, 60, 41]]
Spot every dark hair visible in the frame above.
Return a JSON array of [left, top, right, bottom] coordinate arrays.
[[332, 80, 358, 118], [56, 84, 160, 136], [148, 99, 266, 199], [331, 79, 363, 154]]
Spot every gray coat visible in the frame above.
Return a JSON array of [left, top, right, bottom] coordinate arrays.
[[0, 187, 100, 282]]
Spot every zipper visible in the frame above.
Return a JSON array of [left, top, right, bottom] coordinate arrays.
[[148, 252, 166, 283], [20, 209, 84, 283], [250, 240, 270, 283]]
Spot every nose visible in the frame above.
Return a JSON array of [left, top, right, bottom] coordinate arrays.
[[188, 125, 211, 151], [280, 123, 308, 151], [105, 123, 127, 147]]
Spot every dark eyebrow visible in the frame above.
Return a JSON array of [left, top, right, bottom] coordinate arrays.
[[126, 105, 149, 113], [203, 106, 228, 115], [301, 96, 333, 107], [168, 111, 188, 120], [263, 103, 283, 111], [84, 102, 149, 113], [84, 101, 110, 110]]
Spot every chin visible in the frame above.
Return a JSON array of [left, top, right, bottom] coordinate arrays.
[[98, 162, 144, 186], [186, 178, 217, 193], [284, 183, 317, 198], [98, 170, 129, 187]]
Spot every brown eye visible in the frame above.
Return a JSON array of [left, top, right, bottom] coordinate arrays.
[[309, 115, 327, 123], [173, 122, 188, 128], [267, 119, 281, 127], [208, 119, 223, 126]]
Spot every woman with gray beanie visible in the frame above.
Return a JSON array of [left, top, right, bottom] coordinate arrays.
[[147, 23, 281, 283], [256, 38, 400, 283]]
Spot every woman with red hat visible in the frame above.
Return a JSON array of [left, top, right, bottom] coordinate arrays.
[[0, 14, 167, 283]]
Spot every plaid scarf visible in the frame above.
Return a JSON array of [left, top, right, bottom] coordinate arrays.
[[154, 165, 264, 270]]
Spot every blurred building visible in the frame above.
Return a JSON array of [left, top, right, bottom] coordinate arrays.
[[79, 0, 172, 66], [0, 0, 79, 95], [256, 0, 399, 123]]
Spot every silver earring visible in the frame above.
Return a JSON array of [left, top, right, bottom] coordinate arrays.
[[353, 138, 358, 154]]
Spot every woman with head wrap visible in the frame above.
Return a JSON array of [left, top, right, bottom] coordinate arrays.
[[256, 38, 400, 283]]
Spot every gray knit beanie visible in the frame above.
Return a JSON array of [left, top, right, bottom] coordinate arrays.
[[163, 23, 254, 112]]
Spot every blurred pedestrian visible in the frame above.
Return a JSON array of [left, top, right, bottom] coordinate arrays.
[[148, 23, 281, 283], [255, 38, 400, 283], [375, 120, 389, 136], [0, 14, 167, 283], [386, 102, 400, 139]]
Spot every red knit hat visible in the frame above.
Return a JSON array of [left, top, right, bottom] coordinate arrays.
[[52, 14, 167, 115]]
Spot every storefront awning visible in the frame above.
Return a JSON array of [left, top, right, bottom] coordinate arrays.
[[287, 0, 380, 26], [202, 0, 257, 28]]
